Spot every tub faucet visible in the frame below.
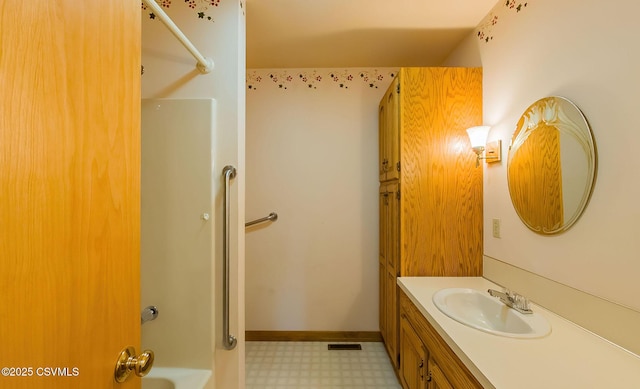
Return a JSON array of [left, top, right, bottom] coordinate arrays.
[[487, 289, 533, 314]]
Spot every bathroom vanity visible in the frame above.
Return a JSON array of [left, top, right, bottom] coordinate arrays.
[[400, 290, 481, 389], [397, 277, 640, 389]]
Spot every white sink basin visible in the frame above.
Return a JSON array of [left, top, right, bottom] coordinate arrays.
[[432, 288, 551, 338]]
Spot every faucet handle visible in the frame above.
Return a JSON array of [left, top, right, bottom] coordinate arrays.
[[504, 289, 517, 302], [516, 295, 530, 311]]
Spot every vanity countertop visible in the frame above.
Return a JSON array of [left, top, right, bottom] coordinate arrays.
[[397, 277, 640, 389]]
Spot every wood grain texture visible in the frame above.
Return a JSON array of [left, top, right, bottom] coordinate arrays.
[[385, 271, 398, 367], [379, 181, 400, 367], [378, 68, 482, 375], [379, 186, 389, 339], [379, 261, 387, 336], [508, 123, 563, 233], [386, 78, 401, 181], [0, 1, 140, 387], [387, 181, 400, 273], [379, 77, 400, 182], [379, 104, 387, 179], [398, 68, 483, 277], [429, 360, 455, 389], [400, 292, 482, 389], [399, 314, 428, 389]]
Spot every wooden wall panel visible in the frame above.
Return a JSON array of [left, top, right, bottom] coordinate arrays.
[[399, 68, 483, 277]]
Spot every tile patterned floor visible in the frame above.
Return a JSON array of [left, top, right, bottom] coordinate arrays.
[[245, 341, 402, 389]]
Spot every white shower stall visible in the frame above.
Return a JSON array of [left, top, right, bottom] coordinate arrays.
[[140, 99, 217, 388], [140, 0, 247, 386]]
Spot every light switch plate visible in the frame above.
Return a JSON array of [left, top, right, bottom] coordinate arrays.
[[492, 218, 501, 238]]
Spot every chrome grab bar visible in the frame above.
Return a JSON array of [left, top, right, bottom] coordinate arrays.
[[245, 212, 278, 227], [222, 165, 238, 350]]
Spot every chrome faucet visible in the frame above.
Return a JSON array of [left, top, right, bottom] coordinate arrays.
[[487, 289, 533, 314]]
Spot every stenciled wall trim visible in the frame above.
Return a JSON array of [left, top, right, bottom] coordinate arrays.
[[476, 0, 530, 43], [246, 69, 398, 91], [141, 0, 222, 22]]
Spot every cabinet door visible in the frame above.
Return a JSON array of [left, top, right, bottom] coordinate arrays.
[[379, 186, 389, 337], [429, 359, 454, 389], [379, 75, 400, 182], [379, 260, 386, 338], [379, 185, 389, 271], [387, 181, 399, 273], [385, 270, 398, 366], [385, 76, 400, 181], [380, 182, 399, 367], [379, 102, 387, 180], [400, 313, 428, 389]]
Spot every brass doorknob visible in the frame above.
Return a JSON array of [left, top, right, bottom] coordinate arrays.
[[114, 346, 155, 383]]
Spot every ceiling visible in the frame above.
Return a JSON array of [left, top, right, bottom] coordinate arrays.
[[246, 0, 497, 69]]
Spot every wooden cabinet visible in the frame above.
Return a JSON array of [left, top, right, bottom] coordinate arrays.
[[399, 291, 482, 389], [429, 361, 454, 389], [380, 181, 399, 362], [378, 68, 483, 370], [379, 76, 400, 182], [400, 305, 458, 389], [400, 312, 428, 389]]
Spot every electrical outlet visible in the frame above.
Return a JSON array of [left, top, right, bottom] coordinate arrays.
[[492, 219, 501, 238]]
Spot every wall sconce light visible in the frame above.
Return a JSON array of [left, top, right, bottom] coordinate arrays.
[[466, 125, 502, 167]]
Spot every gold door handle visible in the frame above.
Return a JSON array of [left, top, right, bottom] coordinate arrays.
[[114, 346, 155, 383]]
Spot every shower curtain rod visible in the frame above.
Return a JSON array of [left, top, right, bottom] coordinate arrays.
[[142, 0, 214, 74]]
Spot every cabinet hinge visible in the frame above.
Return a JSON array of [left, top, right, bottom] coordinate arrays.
[[396, 83, 400, 94], [426, 370, 432, 382], [396, 161, 400, 172], [396, 190, 400, 200]]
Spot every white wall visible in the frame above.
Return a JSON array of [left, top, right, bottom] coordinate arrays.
[[245, 69, 397, 331], [141, 1, 246, 387], [444, 0, 640, 312]]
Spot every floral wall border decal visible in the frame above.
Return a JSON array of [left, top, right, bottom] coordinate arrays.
[[141, 0, 221, 22], [246, 69, 398, 91], [477, 0, 529, 43]]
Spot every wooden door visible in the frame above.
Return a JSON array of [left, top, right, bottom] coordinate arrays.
[[0, 1, 141, 388]]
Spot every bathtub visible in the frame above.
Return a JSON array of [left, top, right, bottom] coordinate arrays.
[[142, 367, 212, 389]]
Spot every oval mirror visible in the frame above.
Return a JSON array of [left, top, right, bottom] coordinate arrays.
[[507, 96, 597, 235]]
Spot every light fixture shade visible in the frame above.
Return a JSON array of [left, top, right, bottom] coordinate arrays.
[[466, 126, 491, 148]]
